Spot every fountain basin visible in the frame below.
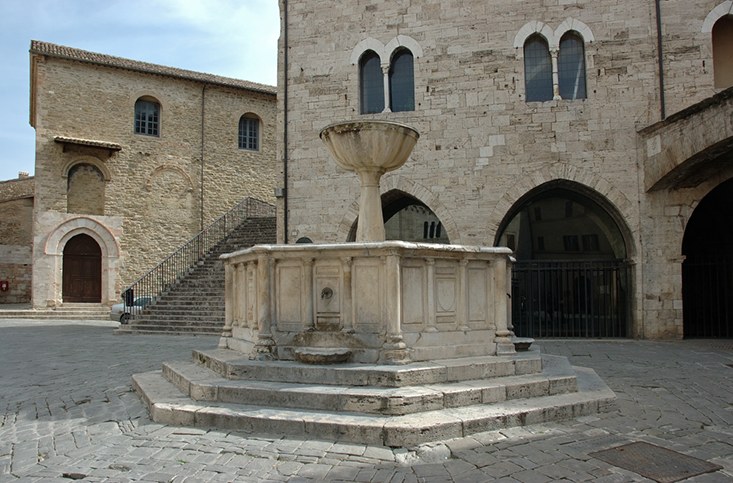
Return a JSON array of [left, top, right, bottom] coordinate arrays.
[[320, 120, 419, 174]]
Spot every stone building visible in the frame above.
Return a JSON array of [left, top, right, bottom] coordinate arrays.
[[24, 40, 277, 308], [0, 174, 35, 304], [275, 0, 733, 339]]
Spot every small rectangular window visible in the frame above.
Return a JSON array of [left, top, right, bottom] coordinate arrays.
[[506, 234, 516, 251], [582, 234, 600, 251], [534, 207, 542, 221], [239, 117, 259, 150], [135, 100, 160, 136], [537, 236, 545, 251], [563, 235, 580, 251]]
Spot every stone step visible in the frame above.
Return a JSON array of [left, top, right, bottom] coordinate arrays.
[[194, 349, 543, 387], [129, 318, 223, 326], [132, 362, 616, 447], [161, 355, 577, 416], [142, 313, 224, 320], [0, 304, 110, 319], [115, 325, 223, 335]]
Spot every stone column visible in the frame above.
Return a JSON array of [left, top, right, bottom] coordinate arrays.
[[506, 259, 514, 336], [342, 257, 354, 333], [235, 263, 246, 327], [222, 262, 234, 339], [304, 258, 314, 331], [494, 256, 515, 355], [356, 169, 387, 242], [380, 251, 411, 364], [425, 258, 437, 332], [551, 48, 561, 100], [458, 258, 470, 331], [254, 254, 275, 360], [381, 64, 392, 113]]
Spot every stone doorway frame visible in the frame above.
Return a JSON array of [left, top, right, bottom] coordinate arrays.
[[39, 217, 120, 307]]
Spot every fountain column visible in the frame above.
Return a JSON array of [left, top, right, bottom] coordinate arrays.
[[254, 253, 275, 359], [493, 256, 516, 355]]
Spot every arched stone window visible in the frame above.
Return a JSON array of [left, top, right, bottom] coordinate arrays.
[[134, 98, 160, 136], [524, 35, 553, 102], [558, 32, 587, 100], [67, 164, 105, 215], [713, 15, 733, 88], [360, 50, 384, 114], [389, 49, 415, 112], [238, 114, 260, 150]]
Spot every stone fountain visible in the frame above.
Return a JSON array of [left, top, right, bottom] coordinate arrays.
[[132, 121, 615, 447]]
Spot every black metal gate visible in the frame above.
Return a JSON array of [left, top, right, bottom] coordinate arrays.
[[683, 256, 733, 338], [511, 260, 630, 338]]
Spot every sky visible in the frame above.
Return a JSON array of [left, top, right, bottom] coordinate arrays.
[[0, 0, 280, 182]]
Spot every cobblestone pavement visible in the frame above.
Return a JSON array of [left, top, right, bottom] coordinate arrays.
[[1, 319, 733, 482]]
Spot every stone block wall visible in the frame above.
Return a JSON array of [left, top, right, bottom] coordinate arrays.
[[0, 179, 34, 304], [30, 46, 277, 306], [278, 0, 730, 338]]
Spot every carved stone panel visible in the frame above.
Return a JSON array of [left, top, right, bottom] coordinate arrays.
[[277, 264, 303, 331], [352, 261, 382, 333], [468, 264, 488, 328], [435, 263, 457, 327], [401, 263, 425, 329]]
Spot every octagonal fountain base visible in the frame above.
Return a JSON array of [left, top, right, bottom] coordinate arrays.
[[133, 242, 615, 446], [133, 347, 615, 447]]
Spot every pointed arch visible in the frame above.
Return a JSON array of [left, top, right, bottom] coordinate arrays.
[[702, 1, 733, 33], [514, 21, 554, 53], [337, 175, 461, 244], [486, 165, 637, 256]]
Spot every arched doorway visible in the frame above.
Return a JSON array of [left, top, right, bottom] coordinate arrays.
[[682, 178, 733, 338], [62, 234, 102, 303], [497, 185, 631, 338], [347, 190, 450, 243]]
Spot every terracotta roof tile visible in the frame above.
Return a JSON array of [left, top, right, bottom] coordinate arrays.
[[30, 40, 276, 96]]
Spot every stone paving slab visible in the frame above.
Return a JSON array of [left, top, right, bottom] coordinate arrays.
[[1, 320, 732, 481]]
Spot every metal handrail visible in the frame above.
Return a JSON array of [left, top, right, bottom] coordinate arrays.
[[121, 197, 275, 321]]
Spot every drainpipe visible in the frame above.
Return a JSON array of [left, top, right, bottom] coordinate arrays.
[[282, 0, 289, 244], [655, 0, 666, 120], [201, 83, 207, 231]]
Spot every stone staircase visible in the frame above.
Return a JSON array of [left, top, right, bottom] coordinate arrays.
[[0, 303, 111, 320], [115, 216, 276, 335], [133, 348, 616, 447]]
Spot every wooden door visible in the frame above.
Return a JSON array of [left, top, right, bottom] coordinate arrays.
[[62, 234, 102, 303]]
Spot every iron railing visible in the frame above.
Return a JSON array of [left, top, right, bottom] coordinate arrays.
[[683, 256, 733, 338], [511, 259, 630, 338], [122, 197, 275, 320]]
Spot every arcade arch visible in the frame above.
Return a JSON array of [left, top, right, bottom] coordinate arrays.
[[681, 177, 733, 338], [495, 181, 633, 338]]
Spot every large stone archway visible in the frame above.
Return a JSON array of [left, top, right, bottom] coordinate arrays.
[[491, 176, 637, 339], [681, 177, 733, 338], [34, 217, 120, 307], [485, 164, 638, 255]]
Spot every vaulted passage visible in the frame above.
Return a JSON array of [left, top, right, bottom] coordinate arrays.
[[498, 186, 630, 338], [62, 234, 102, 303], [682, 178, 733, 338]]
